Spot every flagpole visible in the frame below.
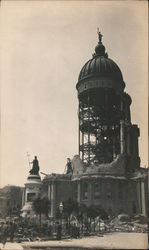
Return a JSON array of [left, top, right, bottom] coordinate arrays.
[[27, 152, 31, 170]]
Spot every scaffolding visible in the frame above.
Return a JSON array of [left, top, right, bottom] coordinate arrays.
[[78, 88, 121, 164]]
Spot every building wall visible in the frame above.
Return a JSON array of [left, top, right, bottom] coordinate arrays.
[[46, 179, 73, 217], [43, 171, 148, 218], [74, 178, 143, 216]]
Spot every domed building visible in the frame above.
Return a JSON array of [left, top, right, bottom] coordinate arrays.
[[77, 32, 133, 165], [43, 32, 148, 218]]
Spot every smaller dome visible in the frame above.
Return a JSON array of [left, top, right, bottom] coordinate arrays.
[[95, 43, 105, 55]]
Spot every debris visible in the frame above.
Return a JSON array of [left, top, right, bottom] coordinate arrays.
[[108, 214, 148, 233]]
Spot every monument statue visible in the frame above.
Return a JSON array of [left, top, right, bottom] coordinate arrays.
[[66, 158, 73, 174], [29, 156, 40, 175]]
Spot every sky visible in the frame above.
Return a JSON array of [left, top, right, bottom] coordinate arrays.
[[0, 0, 148, 187]]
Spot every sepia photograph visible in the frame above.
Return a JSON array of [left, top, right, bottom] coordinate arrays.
[[0, 0, 148, 249]]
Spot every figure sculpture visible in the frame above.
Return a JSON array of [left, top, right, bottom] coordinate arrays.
[[66, 158, 73, 174], [29, 156, 39, 175]]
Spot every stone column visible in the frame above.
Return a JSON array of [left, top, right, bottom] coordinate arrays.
[[88, 182, 92, 205], [127, 106, 131, 123], [113, 137, 116, 159], [47, 184, 51, 216], [77, 182, 81, 203], [48, 184, 51, 200], [21, 188, 25, 208], [120, 95, 124, 115], [141, 179, 146, 216], [120, 120, 125, 154], [136, 179, 141, 214], [88, 92, 90, 162], [51, 182, 56, 218], [127, 130, 131, 155]]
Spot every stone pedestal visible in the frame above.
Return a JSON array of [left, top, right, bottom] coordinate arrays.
[[21, 174, 42, 218]]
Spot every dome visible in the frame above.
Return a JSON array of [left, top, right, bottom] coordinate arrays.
[[77, 32, 124, 86], [78, 56, 123, 83]]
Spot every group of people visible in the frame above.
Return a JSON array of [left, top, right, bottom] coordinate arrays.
[[69, 223, 80, 238], [0, 219, 52, 244], [0, 217, 93, 246], [0, 220, 81, 244], [0, 221, 15, 247]]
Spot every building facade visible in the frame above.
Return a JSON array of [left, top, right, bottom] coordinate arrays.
[[37, 33, 148, 218], [70, 32, 148, 216]]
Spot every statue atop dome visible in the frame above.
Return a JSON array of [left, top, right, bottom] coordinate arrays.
[[29, 156, 40, 175], [97, 28, 103, 43], [66, 158, 73, 174]]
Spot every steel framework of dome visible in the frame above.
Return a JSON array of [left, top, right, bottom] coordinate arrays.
[[76, 32, 135, 165]]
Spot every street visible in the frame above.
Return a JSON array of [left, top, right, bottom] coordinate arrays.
[[0, 232, 147, 250]]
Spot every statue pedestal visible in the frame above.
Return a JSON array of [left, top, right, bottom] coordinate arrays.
[[21, 174, 42, 218]]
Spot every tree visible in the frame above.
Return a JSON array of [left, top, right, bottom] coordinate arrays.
[[86, 205, 99, 232], [77, 204, 108, 233], [76, 203, 87, 233], [63, 198, 79, 229], [32, 197, 50, 227]]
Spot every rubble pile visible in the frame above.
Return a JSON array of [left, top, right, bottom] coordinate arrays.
[[109, 214, 148, 233]]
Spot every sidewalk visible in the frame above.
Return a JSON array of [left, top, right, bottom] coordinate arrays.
[[0, 233, 148, 249], [22, 232, 148, 249], [0, 242, 23, 250]]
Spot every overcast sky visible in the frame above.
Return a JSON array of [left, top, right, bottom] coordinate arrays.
[[0, 1, 148, 187]]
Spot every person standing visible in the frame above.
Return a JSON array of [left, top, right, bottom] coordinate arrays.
[[56, 223, 62, 240], [9, 222, 15, 242], [0, 222, 8, 248]]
